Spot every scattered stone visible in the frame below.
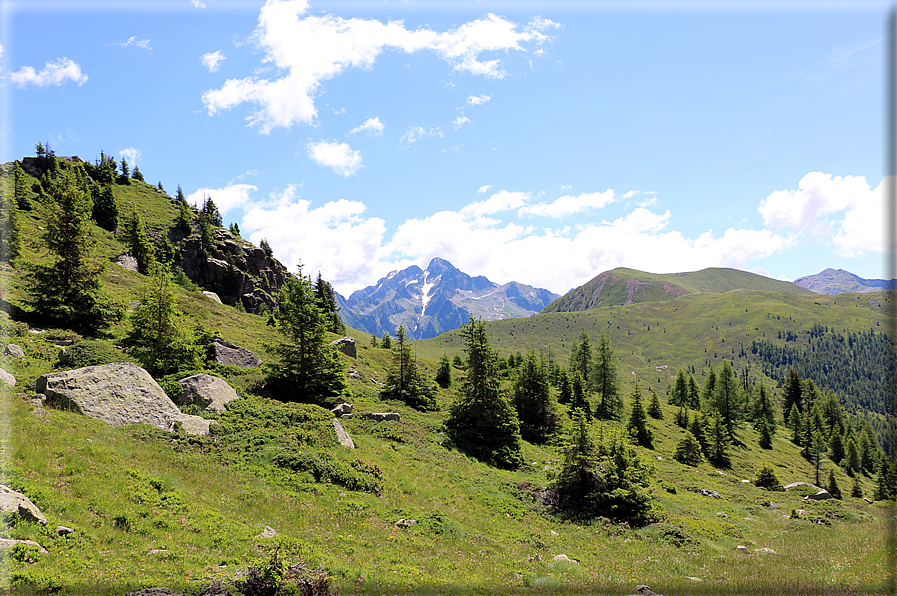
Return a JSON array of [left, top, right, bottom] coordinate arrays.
[[685, 576, 703, 582], [333, 419, 355, 449], [550, 530, 559, 536], [331, 403, 354, 417], [168, 413, 217, 436], [0, 485, 48, 525], [700, 489, 721, 499], [56, 525, 74, 536], [30, 407, 49, 420], [631, 585, 658, 595], [741, 479, 751, 483], [0, 538, 48, 554], [864, 497, 874, 504], [128, 300, 141, 309], [735, 545, 750, 554], [4, 344, 25, 358], [804, 489, 833, 501], [175, 374, 239, 413], [716, 470, 726, 477], [330, 336, 356, 358], [36, 363, 181, 430], [754, 547, 777, 555], [202, 291, 222, 304], [526, 553, 542, 563], [125, 589, 184, 596], [395, 519, 417, 528], [212, 338, 262, 368], [147, 549, 170, 556], [743, 517, 754, 521], [113, 254, 139, 272], [0, 368, 16, 387], [768, 502, 779, 510], [783, 481, 823, 492], [349, 370, 362, 381], [552, 554, 577, 563], [255, 526, 277, 539], [716, 512, 728, 518], [361, 412, 400, 422], [198, 580, 233, 596]]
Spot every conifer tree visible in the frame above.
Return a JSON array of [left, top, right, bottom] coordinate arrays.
[[851, 476, 863, 499], [126, 265, 202, 376], [707, 412, 731, 466], [702, 366, 717, 405], [91, 185, 118, 232], [0, 176, 20, 263], [201, 195, 222, 227], [830, 430, 845, 464], [846, 438, 861, 476], [125, 209, 156, 274], [789, 404, 804, 446], [647, 389, 663, 420], [827, 468, 842, 499], [670, 369, 688, 405], [557, 369, 571, 405], [369, 335, 378, 348], [686, 374, 701, 409], [119, 157, 130, 181], [381, 332, 391, 349], [569, 329, 592, 383], [569, 370, 590, 421], [267, 267, 348, 406], [593, 333, 622, 420], [752, 384, 775, 432], [383, 325, 434, 410], [435, 353, 452, 388], [691, 412, 710, 457], [12, 161, 32, 210], [754, 462, 782, 491], [758, 418, 773, 450], [674, 402, 689, 429], [444, 317, 523, 469], [673, 430, 703, 466], [313, 271, 345, 334], [713, 360, 741, 438], [627, 382, 653, 449], [512, 349, 559, 444], [27, 160, 121, 332], [260, 238, 274, 259], [782, 368, 803, 422], [176, 198, 192, 236]]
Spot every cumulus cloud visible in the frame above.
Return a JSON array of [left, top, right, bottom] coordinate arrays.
[[242, 185, 388, 293], [758, 172, 885, 256], [348, 117, 384, 136], [192, 0, 206, 7], [460, 190, 529, 218], [114, 36, 152, 50], [0, 43, 4, 60], [6, 58, 87, 88], [520, 190, 616, 218], [306, 140, 363, 176], [400, 126, 443, 145], [466, 94, 491, 106], [118, 147, 142, 168], [478, 185, 492, 194], [202, 0, 555, 133], [201, 51, 226, 73], [186, 183, 257, 214], [452, 116, 471, 130]]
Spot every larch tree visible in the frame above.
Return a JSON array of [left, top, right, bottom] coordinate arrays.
[[383, 325, 435, 410], [626, 382, 653, 449], [512, 349, 559, 444], [592, 333, 622, 420]]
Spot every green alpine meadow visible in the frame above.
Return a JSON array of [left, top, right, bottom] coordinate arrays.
[[0, 151, 893, 595]]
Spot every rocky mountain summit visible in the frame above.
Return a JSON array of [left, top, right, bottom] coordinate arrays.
[[794, 268, 893, 295], [337, 257, 559, 340]]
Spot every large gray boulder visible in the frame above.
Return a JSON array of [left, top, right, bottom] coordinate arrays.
[[362, 412, 401, 422], [333, 419, 355, 449], [4, 344, 25, 358], [0, 538, 48, 554], [168, 413, 216, 436], [175, 374, 239, 412], [36, 362, 181, 431], [0, 368, 16, 387], [0, 485, 48, 526], [212, 339, 262, 368], [330, 336, 356, 358]]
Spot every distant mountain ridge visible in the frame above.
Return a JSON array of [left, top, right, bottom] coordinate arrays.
[[794, 268, 894, 295], [336, 258, 559, 340], [542, 267, 813, 313]]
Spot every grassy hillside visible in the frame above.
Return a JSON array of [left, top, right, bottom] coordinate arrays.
[[543, 267, 813, 313], [0, 156, 892, 595]]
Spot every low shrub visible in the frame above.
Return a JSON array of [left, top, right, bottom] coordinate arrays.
[[62, 339, 130, 368], [272, 450, 383, 495]]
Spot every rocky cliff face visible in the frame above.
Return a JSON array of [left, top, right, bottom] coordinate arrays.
[[176, 228, 288, 313], [337, 257, 559, 340]]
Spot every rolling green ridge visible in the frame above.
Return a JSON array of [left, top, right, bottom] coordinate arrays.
[[0, 155, 892, 595], [543, 267, 814, 313]]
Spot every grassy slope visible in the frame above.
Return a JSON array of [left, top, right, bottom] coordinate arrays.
[[543, 267, 813, 313], [0, 162, 891, 594]]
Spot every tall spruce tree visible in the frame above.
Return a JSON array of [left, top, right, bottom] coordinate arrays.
[[593, 333, 622, 420], [125, 209, 156, 274], [569, 329, 592, 383], [27, 160, 120, 332], [713, 360, 741, 438], [383, 325, 434, 410], [627, 382, 653, 448], [686, 374, 701, 409], [570, 370, 591, 421], [267, 267, 347, 406], [647, 389, 663, 420], [781, 368, 803, 422], [444, 317, 523, 469], [313, 271, 345, 334], [670, 369, 688, 405], [91, 185, 118, 232], [435, 353, 452, 388], [707, 411, 731, 466], [511, 349, 558, 444]]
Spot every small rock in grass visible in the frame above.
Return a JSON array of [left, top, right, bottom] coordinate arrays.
[[685, 576, 703, 582], [56, 525, 74, 536], [754, 547, 777, 555], [632, 585, 658, 595], [552, 554, 577, 563], [735, 545, 750, 554], [255, 526, 277, 539], [395, 519, 417, 528]]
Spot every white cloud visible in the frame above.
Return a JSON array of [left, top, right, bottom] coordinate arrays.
[[118, 147, 142, 168], [0, 44, 5, 60], [452, 115, 471, 130], [306, 140, 363, 176], [242, 185, 388, 293], [460, 190, 529, 218], [192, 0, 206, 7], [520, 190, 616, 218], [201, 51, 226, 73], [348, 117, 384, 136], [758, 171, 885, 256], [186, 183, 257, 214], [400, 126, 443, 145], [202, 0, 555, 133], [478, 185, 492, 194], [115, 36, 152, 50], [7, 58, 87, 88], [466, 94, 491, 106]]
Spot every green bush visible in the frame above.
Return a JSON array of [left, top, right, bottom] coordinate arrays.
[[62, 339, 130, 368], [754, 462, 783, 491], [272, 450, 383, 495]]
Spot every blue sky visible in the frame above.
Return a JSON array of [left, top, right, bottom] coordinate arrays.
[[0, 0, 889, 296]]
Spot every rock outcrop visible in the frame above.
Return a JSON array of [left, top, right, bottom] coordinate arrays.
[[0, 485, 48, 525], [333, 419, 355, 449], [212, 338, 262, 368], [361, 412, 400, 422], [175, 374, 239, 412], [330, 336, 356, 358], [177, 229, 287, 313], [35, 363, 212, 435], [0, 368, 16, 387]]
